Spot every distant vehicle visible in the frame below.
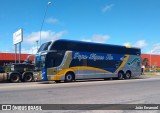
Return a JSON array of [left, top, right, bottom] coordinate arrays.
[[34, 39, 141, 83], [0, 55, 35, 83], [0, 65, 4, 73]]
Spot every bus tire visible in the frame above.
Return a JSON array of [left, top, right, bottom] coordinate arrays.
[[118, 71, 124, 80], [124, 71, 131, 79], [23, 73, 33, 82], [65, 72, 74, 82], [10, 74, 20, 83]]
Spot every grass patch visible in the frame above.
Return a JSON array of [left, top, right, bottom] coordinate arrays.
[[144, 72, 160, 75]]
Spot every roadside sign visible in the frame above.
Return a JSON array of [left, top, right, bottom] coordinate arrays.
[[13, 29, 23, 45]]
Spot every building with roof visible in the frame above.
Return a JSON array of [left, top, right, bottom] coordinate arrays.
[[141, 54, 160, 67], [0, 53, 33, 65]]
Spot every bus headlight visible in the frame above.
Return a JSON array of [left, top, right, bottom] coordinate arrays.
[[58, 68, 62, 71]]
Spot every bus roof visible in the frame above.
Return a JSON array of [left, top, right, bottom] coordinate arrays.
[[49, 39, 141, 55]]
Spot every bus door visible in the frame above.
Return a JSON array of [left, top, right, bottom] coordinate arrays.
[[36, 55, 48, 81]]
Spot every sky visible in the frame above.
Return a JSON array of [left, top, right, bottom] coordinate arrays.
[[0, 0, 160, 54]]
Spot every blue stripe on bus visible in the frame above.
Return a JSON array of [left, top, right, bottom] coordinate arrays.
[[42, 68, 48, 81]]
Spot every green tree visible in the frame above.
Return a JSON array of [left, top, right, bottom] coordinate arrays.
[[142, 58, 149, 67]]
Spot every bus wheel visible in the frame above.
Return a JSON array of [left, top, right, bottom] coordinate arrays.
[[23, 73, 33, 82], [10, 74, 20, 83], [65, 72, 74, 82], [124, 72, 131, 79], [118, 72, 124, 80]]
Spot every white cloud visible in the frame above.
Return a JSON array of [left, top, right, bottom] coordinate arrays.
[[123, 40, 147, 49], [133, 40, 147, 48], [24, 30, 66, 44], [1, 50, 13, 53], [46, 17, 59, 24], [82, 39, 92, 42], [82, 34, 110, 43], [21, 46, 38, 54], [102, 4, 114, 13], [1, 47, 38, 54], [123, 42, 131, 46], [150, 43, 160, 54]]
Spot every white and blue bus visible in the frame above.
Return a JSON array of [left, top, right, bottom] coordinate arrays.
[[34, 39, 141, 82]]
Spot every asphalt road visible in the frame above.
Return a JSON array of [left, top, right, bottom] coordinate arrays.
[[0, 75, 160, 113]]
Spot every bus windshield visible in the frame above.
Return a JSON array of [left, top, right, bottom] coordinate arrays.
[[37, 41, 52, 52]]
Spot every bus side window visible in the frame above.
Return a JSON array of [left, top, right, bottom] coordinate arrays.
[[82, 59, 87, 66]]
